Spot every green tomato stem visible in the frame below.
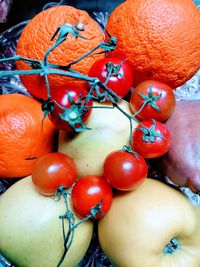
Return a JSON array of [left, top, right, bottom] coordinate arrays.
[[56, 187, 75, 267], [66, 43, 101, 68], [132, 99, 149, 118], [55, 186, 103, 267], [0, 69, 44, 76]]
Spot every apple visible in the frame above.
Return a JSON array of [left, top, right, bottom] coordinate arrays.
[[58, 100, 138, 178], [0, 176, 93, 267], [98, 178, 200, 267]]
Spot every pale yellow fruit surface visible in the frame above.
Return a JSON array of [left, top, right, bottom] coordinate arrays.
[[0, 176, 93, 267], [58, 100, 137, 178], [98, 178, 200, 267]]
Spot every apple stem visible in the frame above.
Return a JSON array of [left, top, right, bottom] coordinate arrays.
[[163, 237, 181, 254]]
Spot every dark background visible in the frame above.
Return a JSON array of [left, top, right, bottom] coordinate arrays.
[[0, 0, 124, 33], [0, 0, 75, 33]]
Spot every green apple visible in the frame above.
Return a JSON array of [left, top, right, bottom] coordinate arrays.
[[0, 176, 93, 267]]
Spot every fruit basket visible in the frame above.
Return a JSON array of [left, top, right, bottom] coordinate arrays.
[[1, 0, 200, 266]]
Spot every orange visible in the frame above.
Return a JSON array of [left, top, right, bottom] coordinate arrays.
[[16, 5, 104, 99], [0, 94, 57, 178], [106, 0, 200, 89]]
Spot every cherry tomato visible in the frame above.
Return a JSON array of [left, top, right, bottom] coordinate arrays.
[[32, 152, 77, 196], [130, 80, 176, 121], [49, 86, 93, 132], [132, 120, 170, 158], [88, 57, 134, 98], [71, 175, 113, 219], [103, 150, 148, 191]]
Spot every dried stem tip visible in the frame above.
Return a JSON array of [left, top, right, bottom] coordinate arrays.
[[75, 22, 85, 31]]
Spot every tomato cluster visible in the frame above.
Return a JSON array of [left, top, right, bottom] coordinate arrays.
[[31, 152, 113, 219], [31, 57, 175, 218], [130, 80, 174, 159]]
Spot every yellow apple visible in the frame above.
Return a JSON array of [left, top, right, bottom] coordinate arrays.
[[58, 100, 137, 178], [98, 178, 200, 267]]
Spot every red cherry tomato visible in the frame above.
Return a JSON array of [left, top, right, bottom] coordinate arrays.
[[103, 150, 148, 191], [71, 175, 113, 219], [130, 80, 176, 121], [32, 152, 77, 196], [132, 120, 170, 158], [88, 57, 134, 98], [49, 86, 93, 131]]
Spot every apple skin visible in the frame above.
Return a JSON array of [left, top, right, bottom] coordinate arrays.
[[0, 176, 93, 267], [98, 178, 200, 267], [58, 100, 138, 178]]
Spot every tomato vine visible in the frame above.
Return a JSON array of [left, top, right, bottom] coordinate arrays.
[[55, 186, 104, 267]]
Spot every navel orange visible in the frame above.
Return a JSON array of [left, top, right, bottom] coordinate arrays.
[[16, 5, 104, 99], [0, 94, 57, 178], [106, 0, 200, 89]]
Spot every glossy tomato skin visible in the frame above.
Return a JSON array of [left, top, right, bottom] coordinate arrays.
[[49, 86, 93, 131], [103, 150, 148, 191], [130, 80, 176, 121], [71, 175, 113, 219], [32, 152, 77, 196], [132, 120, 170, 158], [88, 57, 134, 98]]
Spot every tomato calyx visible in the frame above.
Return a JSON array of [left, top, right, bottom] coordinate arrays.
[[90, 199, 105, 218], [163, 237, 181, 255], [132, 120, 170, 158], [58, 103, 91, 132], [42, 96, 91, 132], [105, 61, 123, 80], [54, 185, 71, 201], [139, 87, 162, 111], [137, 120, 164, 143]]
